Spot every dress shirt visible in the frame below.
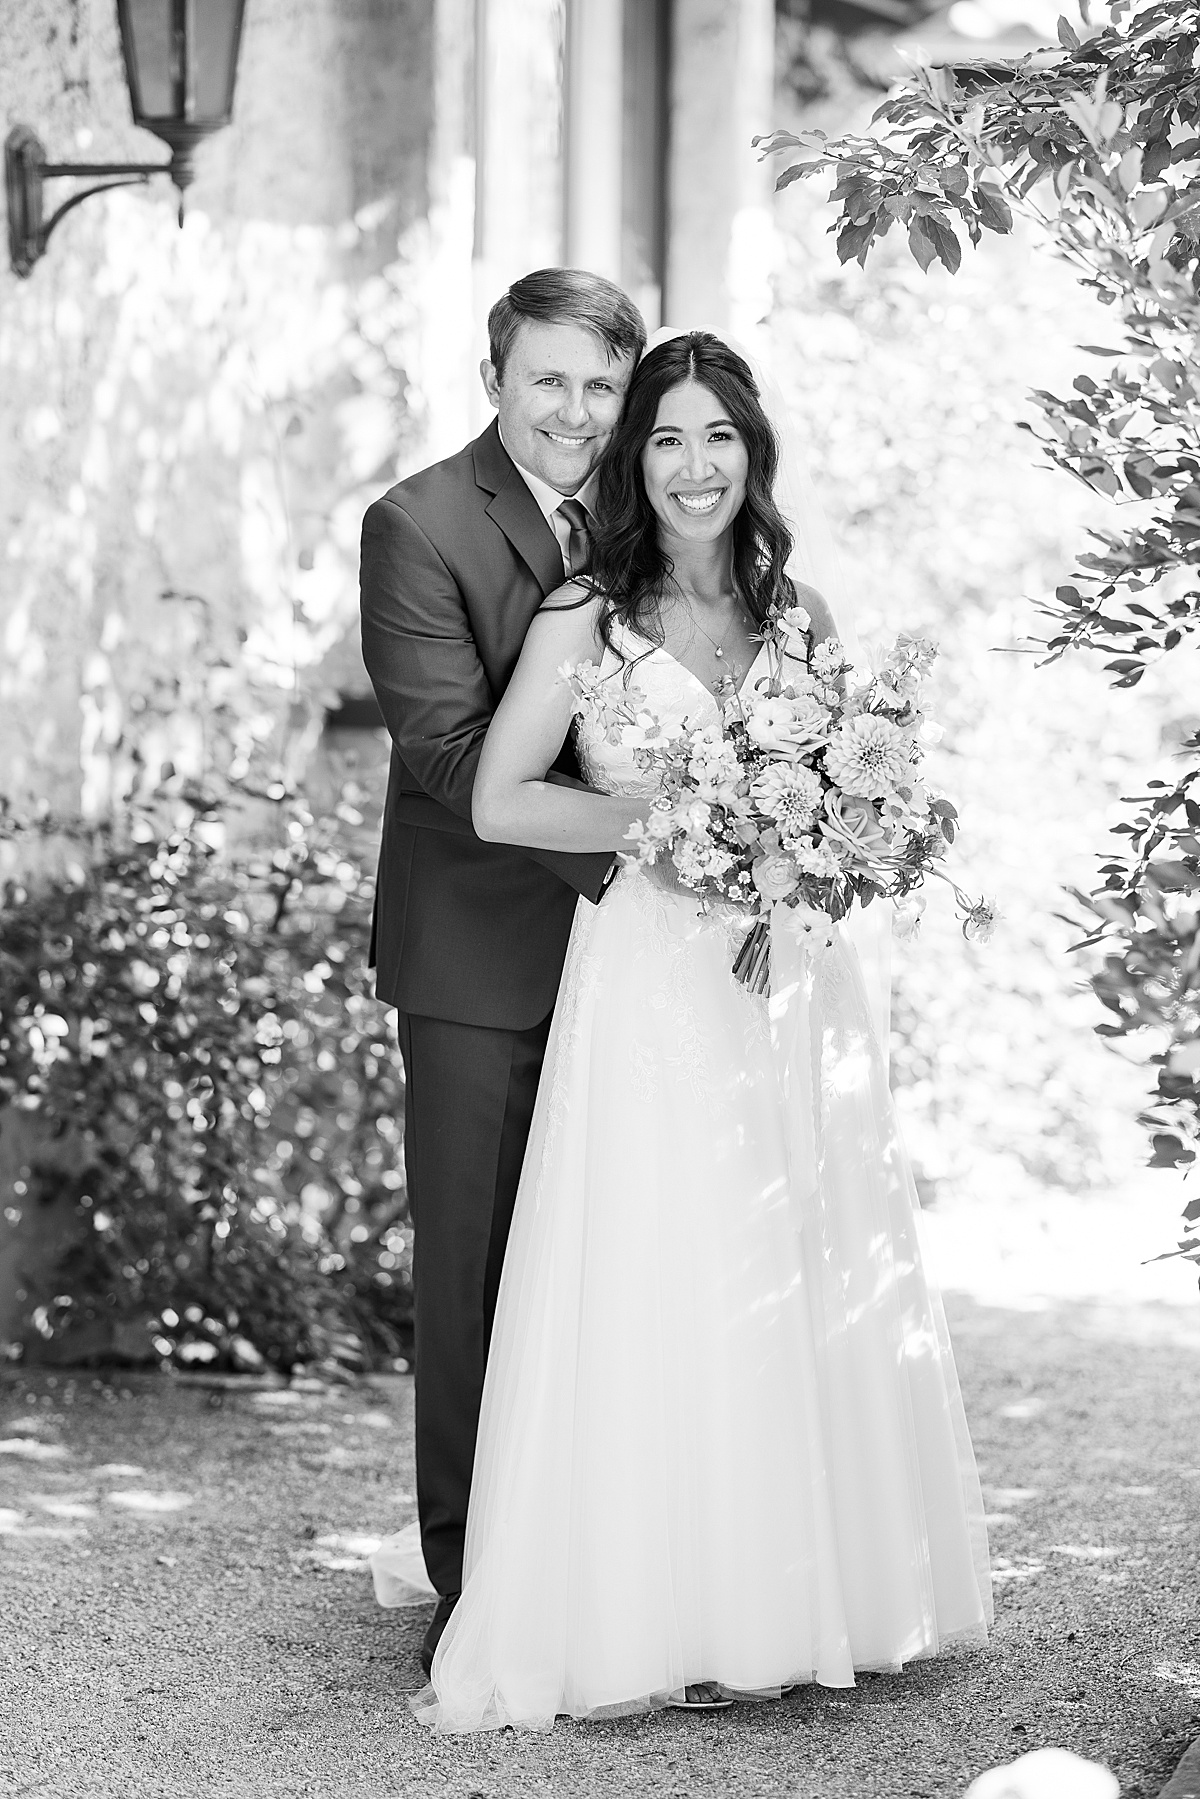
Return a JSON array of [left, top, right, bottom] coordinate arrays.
[[499, 426, 598, 579]]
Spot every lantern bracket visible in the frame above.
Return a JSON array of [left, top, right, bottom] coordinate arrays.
[[6, 126, 175, 278]]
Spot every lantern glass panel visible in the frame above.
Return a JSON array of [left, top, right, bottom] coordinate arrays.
[[122, 0, 173, 120], [122, 0, 243, 125], [193, 2, 242, 119]]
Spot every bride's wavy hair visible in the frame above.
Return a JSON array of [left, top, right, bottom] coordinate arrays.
[[588, 332, 794, 659]]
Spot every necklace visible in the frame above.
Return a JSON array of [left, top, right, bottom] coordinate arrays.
[[689, 601, 749, 693]]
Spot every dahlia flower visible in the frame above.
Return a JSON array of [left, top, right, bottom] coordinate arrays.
[[750, 763, 823, 836], [823, 714, 911, 798]]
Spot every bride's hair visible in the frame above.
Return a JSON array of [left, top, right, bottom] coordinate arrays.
[[588, 332, 794, 659]]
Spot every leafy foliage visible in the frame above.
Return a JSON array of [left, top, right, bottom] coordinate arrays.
[[763, 0, 1200, 1268], [0, 793, 410, 1373]]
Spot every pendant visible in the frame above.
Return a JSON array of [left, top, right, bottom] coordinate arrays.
[[715, 647, 724, 659]]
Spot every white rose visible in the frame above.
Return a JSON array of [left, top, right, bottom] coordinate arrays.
[[820, 793, 889, 862], [751, 854, 799, 902], [745, 696, 829, 755]]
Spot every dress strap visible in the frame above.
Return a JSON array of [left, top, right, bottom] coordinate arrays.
[[605, 613, 654, 662]]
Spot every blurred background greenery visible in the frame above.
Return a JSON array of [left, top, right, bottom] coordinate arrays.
[[3, 0, 1194, 1375]]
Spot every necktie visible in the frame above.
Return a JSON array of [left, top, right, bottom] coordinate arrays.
[[556, 498, 592, 578]]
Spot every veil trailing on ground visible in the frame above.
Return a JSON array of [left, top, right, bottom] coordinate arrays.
[[642, 326, 893, 1056]]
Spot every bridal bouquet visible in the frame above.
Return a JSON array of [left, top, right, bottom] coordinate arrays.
[[565, 603, 994, 993]]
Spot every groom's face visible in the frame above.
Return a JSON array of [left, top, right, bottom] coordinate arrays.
[[481, 320, 634, 496]]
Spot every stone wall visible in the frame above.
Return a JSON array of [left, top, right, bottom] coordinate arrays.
[[0, 0, 438, 834], [0, 0, 448, 1352]]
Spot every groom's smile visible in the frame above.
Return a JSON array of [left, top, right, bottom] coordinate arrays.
[[481, 318, 635, 496]]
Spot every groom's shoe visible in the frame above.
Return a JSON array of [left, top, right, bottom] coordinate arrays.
[[420, 1593, 460, 1677]]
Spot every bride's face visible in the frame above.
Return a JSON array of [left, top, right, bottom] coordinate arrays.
[[640, 380, 749, 547]]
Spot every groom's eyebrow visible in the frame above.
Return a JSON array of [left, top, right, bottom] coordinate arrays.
[[531, 366, 618, 380]]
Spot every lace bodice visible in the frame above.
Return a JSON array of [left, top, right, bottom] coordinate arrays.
[[573, 621, 770, 797]]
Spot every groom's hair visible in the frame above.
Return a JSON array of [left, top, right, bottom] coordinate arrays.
[[488, 269, 646, 380]]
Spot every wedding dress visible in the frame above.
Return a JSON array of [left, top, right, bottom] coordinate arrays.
[[410, 621, 993, 1732]]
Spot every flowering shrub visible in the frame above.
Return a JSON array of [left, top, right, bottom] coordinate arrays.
[[0, 795, 410, 1373], [764, 0, 1200, 1254]]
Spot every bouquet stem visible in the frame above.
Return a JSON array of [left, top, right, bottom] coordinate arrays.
[[732, 915, 772, 995]]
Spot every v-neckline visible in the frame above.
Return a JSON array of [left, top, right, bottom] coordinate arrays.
[[644, 635, 771, 710]]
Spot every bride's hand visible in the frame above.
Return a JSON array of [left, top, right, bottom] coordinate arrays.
[[616, 810, 690, 895], [635, 851, 691, 896]]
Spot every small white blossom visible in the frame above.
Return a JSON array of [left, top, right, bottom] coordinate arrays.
[[775, 604, 812, 661], [811, 638, 850, 680], [676, 797, 713, 840], [962, 900, 998, 944], [792, 840, 843, 878], [893, 895, 926, 941], [686, 727, 743, 803]]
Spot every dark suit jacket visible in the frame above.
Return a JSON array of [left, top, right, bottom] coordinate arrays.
[[359, 419, 614, 1030]]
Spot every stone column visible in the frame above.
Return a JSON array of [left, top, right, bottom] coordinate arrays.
[[470, 0, 566, 430], [563, 0, 624, 282], [404, 0, 479, 465], [663, 0, 776, 341]]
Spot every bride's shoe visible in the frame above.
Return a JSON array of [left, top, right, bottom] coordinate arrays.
[[669, 1683, 733, 1710]]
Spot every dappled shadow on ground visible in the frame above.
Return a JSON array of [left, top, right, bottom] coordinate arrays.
[[0, 1295, 1196, 1799]]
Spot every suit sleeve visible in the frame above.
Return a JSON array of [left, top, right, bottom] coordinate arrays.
[[359, 495, 615, 903]]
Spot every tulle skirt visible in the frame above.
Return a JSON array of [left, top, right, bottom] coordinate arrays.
[[414, 870, 992, 1732]]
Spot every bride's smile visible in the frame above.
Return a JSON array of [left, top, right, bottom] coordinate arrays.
[[672, 487, 725, 513]]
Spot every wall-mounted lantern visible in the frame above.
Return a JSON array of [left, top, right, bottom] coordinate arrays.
[[6, 0, 247, 278]]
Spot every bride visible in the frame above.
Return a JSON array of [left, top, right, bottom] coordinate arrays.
[[412, 330, 992, 1732]]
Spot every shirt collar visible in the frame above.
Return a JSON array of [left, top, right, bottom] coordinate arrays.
[[499, 425, 598, 523]]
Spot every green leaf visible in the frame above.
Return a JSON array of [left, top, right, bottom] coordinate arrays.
[[1150, 1134, 1196, 1169], [927, 212, 963, 273], [976, 182, 1014, 234], [776, 162, 820, 191], [907, 214, 938, 272], [1123, 459, 1157, 499], [835, 217, 877, 267]]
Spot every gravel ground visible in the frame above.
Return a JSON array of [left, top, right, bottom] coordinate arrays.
[[1, 1295, 1198, 1799]]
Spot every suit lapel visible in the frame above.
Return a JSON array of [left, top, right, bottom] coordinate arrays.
[[473, 420, 565, 599]]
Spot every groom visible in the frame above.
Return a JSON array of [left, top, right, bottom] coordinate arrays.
[[359, 268, 646, 1672]]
